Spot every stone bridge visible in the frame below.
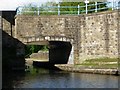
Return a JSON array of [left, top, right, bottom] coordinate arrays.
[[12, 10, 120, 64]]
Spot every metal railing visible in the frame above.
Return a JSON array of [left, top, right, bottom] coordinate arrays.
[[16, 1, 119, 15]]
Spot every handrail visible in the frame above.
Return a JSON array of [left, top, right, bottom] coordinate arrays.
[[16, 1, 119, 15]]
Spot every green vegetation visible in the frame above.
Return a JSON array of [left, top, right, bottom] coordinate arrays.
[[59, 2, 108, 14], [21, 2, 57, 15], [76, 58, 119, 69], [21, 4, 38, 15], [77, 64, 118, 68], [84, 57, 118, 62], [20, 1, 108, 15], [25, 45, 48, 58]]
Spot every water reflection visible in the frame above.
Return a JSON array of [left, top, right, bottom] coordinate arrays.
[[2, 66, 118, 88]]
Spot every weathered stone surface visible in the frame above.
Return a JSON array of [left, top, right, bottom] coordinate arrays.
[[2, 11, 16, 38], [15, 10, 119, 64]]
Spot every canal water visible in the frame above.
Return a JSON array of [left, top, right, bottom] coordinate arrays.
[[3, 66, 119, 88]]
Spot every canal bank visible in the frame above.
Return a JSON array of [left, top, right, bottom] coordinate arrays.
[[55, 58, 119, 76], [55, 64, 119, 75], [25, 59, 119, 76]]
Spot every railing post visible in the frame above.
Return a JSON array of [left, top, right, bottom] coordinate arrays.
[[78, 5, 80, 15], [38, 6, 40, 15], [117, 1, 119, 9], [95, 2, 97, 12], [86, 3, 88, 14], [85, 0, 89, 14], [112, 0, 114, 10], [58, 3, 60, 15]]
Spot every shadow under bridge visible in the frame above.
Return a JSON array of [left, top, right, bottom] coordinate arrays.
[[28, 40, 72, 64], [49, 41, 72, 64]]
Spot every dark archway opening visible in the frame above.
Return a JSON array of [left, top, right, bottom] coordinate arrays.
[[49, 41, 72, 64], [26, 41, 72, 69]]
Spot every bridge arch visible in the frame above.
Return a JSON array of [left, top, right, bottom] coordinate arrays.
[[23, 36, 74, 64]]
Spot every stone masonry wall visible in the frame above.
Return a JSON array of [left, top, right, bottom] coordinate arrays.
[[15, 15, 80, 64], [15, 10, 119, 64], [78, 11, 119, 63], [15, 15, 78, 39], [2, 11, 16, 37]]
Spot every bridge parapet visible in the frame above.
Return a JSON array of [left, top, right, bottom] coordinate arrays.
[[16, 16, 77, 37]]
